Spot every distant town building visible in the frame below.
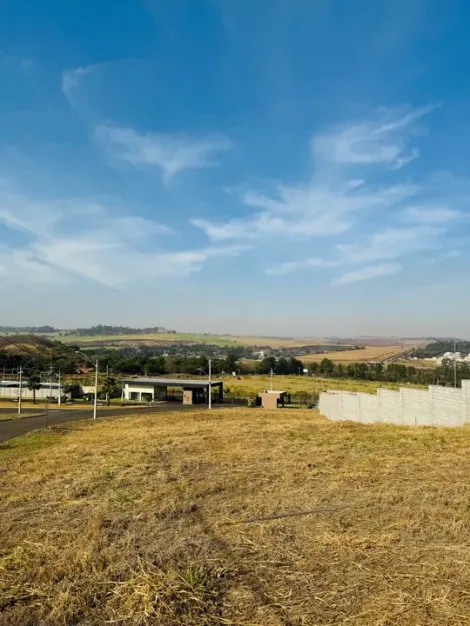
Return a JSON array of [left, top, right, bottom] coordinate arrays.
[[434, 352, 470, 366]]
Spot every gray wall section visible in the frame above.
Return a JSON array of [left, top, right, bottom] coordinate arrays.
[[358, 392, 378, 424], [464, 381, 470, 423], [342, 392, 360, 421], [377, 388, 402, 425], [402, 388, 431, 427], [319, 380, 470, 428], [430, 385, 466, 427]]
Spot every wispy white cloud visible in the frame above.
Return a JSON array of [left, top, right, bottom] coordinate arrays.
[[334, 263, 402, 285], [403, 206, 462, 223], [266, 257, 339, 276], [312, 103, 438, 169], [422, 249, 462, 266], [0, 248, 69, 284], [0, 182, 244, 287], [193, 105, 433, 245], [95, 124, 233, 183], [337, 226, 443, 264], [266, 225, 442, 281], [61, 65, 95, 96], [193, 181, 417, 242], [192, 103, 460, 286]]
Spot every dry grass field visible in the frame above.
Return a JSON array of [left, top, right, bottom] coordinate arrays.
[[223, 374, 416, 396], [302, 345, 406, 363], [2, 408, 470, 625]]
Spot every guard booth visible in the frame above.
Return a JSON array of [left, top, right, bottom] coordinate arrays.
[[258, 390, 288, 409], [123, 378, 224, 405]]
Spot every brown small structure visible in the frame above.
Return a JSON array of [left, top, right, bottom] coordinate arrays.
[[258, 390, 288, 409]]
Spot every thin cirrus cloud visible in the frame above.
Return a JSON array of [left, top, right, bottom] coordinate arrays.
[[61, 65, 95, 96], [265, 226, 443, 281], [0, 181, 245, 287], [336, 226, 443, 265], [94, 124, 233, 183], [334, 263, 403, 285], [311, 103, 439, 168], [192, 181, 418, 242], [61, 64, 233, 183], [192, 105, 433, 248], [266, 258, 340, 276], [403, 206, 463, 223], [195, 103, 466, 286]]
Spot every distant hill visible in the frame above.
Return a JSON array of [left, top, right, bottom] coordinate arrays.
[[0, 326, 56, 333], [0, 333, 57, 355]]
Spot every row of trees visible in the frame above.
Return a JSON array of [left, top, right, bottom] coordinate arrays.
[[0, 344, 252, 375], [69, 325, 175, 336], [412, 341, 470, 358], [311, 357, 470, 386], [0, 326, 56, 333], [3, 340, 470, 394]]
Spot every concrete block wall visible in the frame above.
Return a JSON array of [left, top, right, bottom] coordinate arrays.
[[402, 388, 431, 427], [430, 385, 466, 427], [342, 392, 360, 422], [319, 379, 470, 428], [326, 392, 342, 421], [358, 392, 379, 424], [462, 380, 470, 423], [377, 388, 402, 425]]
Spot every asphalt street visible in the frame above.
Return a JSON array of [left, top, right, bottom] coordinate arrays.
[[0, 404, 204, 444]]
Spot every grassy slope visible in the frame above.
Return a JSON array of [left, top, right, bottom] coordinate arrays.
[[2, 409, 470, 625]]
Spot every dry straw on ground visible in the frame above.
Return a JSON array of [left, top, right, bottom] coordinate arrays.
[[2, 408, 470, 625]]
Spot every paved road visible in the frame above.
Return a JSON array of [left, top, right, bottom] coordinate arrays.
[[0, 404, 203, 444]]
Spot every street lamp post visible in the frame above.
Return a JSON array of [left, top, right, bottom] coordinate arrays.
[[58, 370, 61, 407], [76, 351, 99, 419], [208, 358, 212, 410], [18, 366, 23, 416]]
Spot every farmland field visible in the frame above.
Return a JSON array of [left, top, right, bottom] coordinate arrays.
[[2, 408, 470, 625], [57, 332, 344, 348], [302, 344, 407, 363]]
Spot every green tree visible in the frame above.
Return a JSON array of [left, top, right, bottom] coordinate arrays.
[[101, 376, 120, 406], [320, 358, 334, 376], [145, 356, 166, 375], [259, 357, 277, 374], [308, 362, 320, 375], [276, 358, 290, 375], [225, 348, 241, 373], [27, 373, 41, 404], [101, 376, 119, 406]]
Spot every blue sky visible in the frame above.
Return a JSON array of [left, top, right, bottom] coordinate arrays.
[[1, 0, 470, 336]]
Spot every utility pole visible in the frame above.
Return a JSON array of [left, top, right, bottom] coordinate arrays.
[[18, 366, 23, 416], [58, 370, 61, 407], [208, 359, 212, 410], [454, 339, 458, 388], [270, 368, 274, 391], [49, 364, 53, 401], [94, 359, 99, 420]]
